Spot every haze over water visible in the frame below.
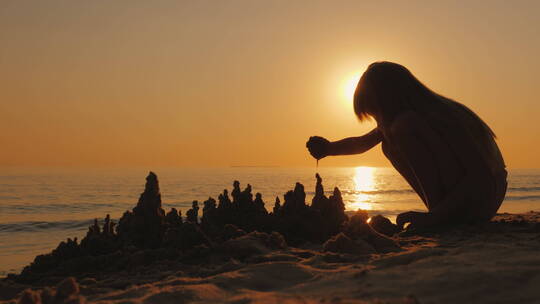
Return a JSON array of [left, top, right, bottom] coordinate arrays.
[[1, 167, 540, 276]]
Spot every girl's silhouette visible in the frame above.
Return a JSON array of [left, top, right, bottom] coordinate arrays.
[[307, 62, 507, 229]]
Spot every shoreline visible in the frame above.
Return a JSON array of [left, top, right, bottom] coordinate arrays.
[[2, 171, 540, 303]]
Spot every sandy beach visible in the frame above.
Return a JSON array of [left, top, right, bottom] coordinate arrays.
[[3, 1, 540, 303], [2, 211, 540, 304]]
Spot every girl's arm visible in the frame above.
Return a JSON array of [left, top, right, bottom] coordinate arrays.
[[328, 128, 383, 156]]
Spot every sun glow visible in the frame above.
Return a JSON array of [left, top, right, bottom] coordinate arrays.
[[342, 73, 362, 102], [348, 166, 376, 211]]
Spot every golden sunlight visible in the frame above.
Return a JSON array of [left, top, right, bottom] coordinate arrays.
[[348, 166, 376, 210], [342, 73, 362, 102]]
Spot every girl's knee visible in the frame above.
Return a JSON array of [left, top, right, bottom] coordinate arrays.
[[464, 189, 501, 223]]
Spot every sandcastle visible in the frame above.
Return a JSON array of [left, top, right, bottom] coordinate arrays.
[[12, 172, 400, 284]]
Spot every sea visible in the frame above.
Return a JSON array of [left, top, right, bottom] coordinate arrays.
[[1, 167, 539, 276]]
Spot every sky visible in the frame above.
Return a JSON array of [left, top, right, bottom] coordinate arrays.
[[1, 0, 539, 168]]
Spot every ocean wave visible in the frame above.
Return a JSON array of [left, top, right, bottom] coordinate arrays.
[[163, 202, 192, 208], [0, 219, 95, 233], [305, 189, 414, 196], [505, 195, 540, 201], [0, 196, 21, 200], [305, 187, 539, 197], [508, 186, 540, 192], [0, 202, 127, 214], [347, 189, 414, 195]]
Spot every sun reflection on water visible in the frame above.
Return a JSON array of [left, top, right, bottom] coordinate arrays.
[[347, 166, 376, 211]]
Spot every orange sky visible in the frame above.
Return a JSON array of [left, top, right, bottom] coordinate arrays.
[[1, 1, 539, 168]]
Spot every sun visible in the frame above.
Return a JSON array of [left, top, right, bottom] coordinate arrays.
[[342, 73, 362, 102]]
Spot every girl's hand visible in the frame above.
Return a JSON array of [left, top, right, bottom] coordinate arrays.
[[306, 136, 330, 160]]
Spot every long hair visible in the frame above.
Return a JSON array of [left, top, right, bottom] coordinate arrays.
[[353, 61, 504, 169]]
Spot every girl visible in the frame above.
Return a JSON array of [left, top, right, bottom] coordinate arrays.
[[306, 62, 507, 230]]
